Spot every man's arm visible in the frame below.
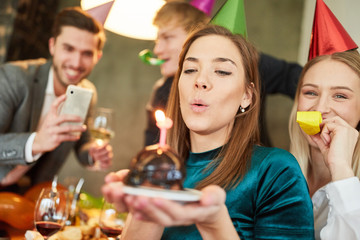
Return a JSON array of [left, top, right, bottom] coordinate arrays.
[[259, 53, 303, 99], [0, 64, 32, 165]]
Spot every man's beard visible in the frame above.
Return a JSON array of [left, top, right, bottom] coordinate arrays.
[[53, 64, 70, 89]]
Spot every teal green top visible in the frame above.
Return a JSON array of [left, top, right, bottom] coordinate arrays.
[[162, 145, 314, 239]]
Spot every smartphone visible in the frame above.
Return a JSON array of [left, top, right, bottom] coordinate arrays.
[[59, 85, 93, 126]]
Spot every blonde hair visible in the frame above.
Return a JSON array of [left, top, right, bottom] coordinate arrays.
[[166, 25, 260, 190], [289, 50, 360, 179], [153, 1, 210, 34]]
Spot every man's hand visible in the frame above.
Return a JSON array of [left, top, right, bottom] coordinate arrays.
[[32, 94, 86, 155], [88, 141, 113, 170]]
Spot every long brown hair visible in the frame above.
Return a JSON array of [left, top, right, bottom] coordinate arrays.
[[289, 50, 360, 179], [166, 25, 260, 190]]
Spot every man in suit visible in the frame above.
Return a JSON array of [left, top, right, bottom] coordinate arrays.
[[0, 7, 113, 194]]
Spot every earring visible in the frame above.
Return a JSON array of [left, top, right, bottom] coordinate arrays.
[[240, 106, 245, 113]]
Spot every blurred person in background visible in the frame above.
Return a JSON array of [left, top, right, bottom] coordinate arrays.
[[145, 1, 210, 146]]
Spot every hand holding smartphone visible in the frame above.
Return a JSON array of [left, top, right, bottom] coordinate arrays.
[[59, 85, 93, 126]]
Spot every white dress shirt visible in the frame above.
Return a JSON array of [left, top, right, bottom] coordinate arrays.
[[313, 177, 360, 240], [25, 68, 56, 162]]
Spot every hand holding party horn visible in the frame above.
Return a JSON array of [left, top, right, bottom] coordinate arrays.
[[296, 111, 322, 135]]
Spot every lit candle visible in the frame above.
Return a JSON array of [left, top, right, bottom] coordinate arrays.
[[155, 110, 173, 147]]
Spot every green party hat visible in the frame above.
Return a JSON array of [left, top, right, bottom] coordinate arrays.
[[211, 0, 247, 37]]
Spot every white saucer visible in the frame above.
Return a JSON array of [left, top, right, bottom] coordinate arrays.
[[123, 185, 202, 202]]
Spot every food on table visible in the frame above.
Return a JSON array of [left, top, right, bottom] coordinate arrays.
[[26, 226, 102, 240], [124, 144, 185, 190], [25, 208, 108, 240], [25, 230, 43, 240], [13, 182, 111, 240], [296, 111, 323, 135], [78, 191, 103, 209], [50, 226, 82, 240], [24, 181, 67, 202], [0, 181, 68, 230], [0, 192, 35, 229]]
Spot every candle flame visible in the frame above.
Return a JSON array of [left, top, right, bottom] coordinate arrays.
[[155, 110, 165, 122], [96, 139, 104, 146]]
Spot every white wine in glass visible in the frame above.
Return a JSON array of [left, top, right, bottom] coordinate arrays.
[[34, 188, 68, 239], [89, 107, 115, 145], [88, 107, 115, 170]]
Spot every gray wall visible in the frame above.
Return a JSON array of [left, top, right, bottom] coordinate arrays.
[[58, 0, 303, 197]]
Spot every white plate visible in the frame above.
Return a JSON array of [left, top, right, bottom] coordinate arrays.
[[122, 185, 202, 202]]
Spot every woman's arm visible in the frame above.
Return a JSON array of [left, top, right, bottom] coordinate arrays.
[[124, 185, 239, 240], [121, 213, 164, 240], [310, 116, 357, 181], [195, 198, 239, 240], [103, 172, 240, 240], [309, 116, 360, 239], [254, 148, 315, 239], [102, 170, 164, 240]]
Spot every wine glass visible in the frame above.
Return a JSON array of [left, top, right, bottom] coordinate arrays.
[[99, 200, 127, 239], [88, 107, 115, 170], [34, 188, 68, 239]]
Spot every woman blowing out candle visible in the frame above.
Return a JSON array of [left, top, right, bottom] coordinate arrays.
[[102, 25, 315, 240]]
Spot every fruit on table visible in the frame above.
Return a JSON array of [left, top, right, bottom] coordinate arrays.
[[296, 111, 322, 135], [24, 181, 67, 202], [78, 191, 103, 209], [0, 192, 35, 229], [0, 181, 66, 230]]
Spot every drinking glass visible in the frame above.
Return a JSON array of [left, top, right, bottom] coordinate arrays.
[[99, 200, 127, 240], [88, 107, 115, 170], [34, 188, 68, 239]]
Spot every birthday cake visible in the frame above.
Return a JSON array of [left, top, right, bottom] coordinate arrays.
[[124, 144, 185, 190]]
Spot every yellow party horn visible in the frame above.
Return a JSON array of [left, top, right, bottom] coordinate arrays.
[[296, 111, 322, 135]]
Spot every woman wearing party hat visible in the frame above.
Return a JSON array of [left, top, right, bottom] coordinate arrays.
[[289, 0, 360, 239], [103, 24, 314, 240], [144, 0, 303, 148]]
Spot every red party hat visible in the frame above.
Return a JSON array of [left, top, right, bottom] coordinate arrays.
[[308, 0, 358, 60], [190, 0, 215, 16], [85, 0, 114, 26]]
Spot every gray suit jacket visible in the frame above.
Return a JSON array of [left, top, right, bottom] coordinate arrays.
[[0, 59, 97, 191]]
